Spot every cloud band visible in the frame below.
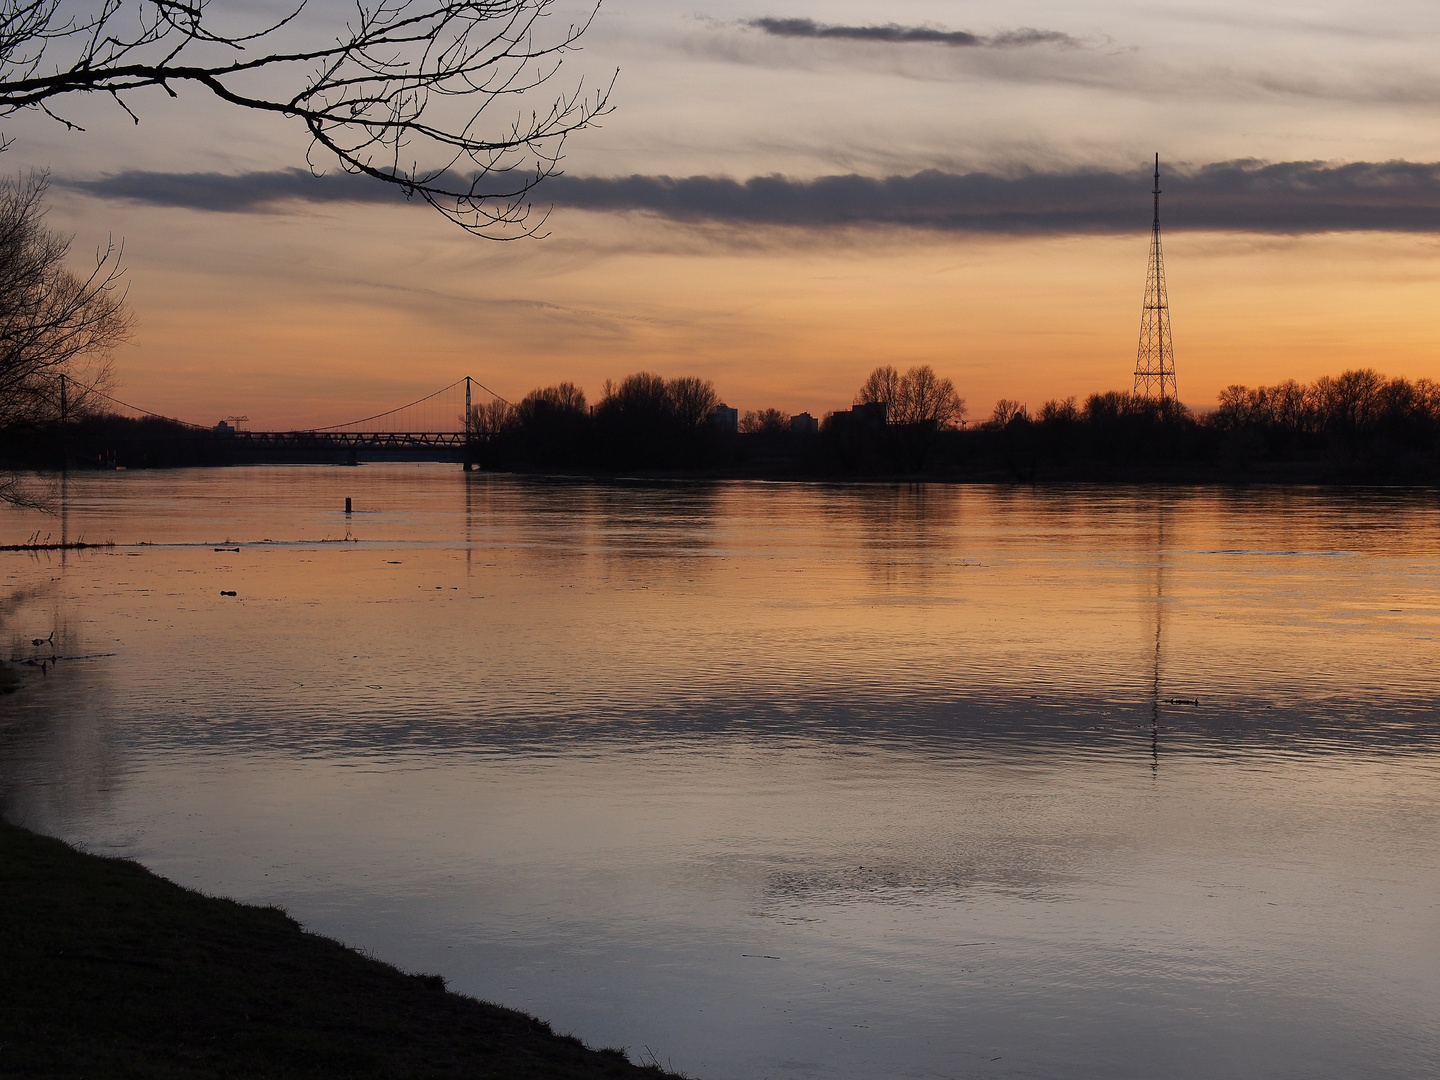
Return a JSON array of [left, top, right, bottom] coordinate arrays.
[[61, 160, 1440, 235], [745, 18, 1077, 49]]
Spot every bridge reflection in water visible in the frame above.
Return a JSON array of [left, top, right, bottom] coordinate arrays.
[[224, 429, 479, 452]]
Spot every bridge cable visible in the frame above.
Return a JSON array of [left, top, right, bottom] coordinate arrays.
[[467, 378, 512, 408], [55, 375, 509, 432], [313, 378, 469, 431], [63, 379, 209, 430]]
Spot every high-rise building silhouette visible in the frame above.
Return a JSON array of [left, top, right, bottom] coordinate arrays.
[[1133, 154, 1177, 403]]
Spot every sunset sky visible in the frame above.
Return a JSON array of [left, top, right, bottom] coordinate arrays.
[[9, 0, 1440, 428]]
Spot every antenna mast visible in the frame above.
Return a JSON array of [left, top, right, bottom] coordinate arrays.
[[1133, 153, 1177, 404]]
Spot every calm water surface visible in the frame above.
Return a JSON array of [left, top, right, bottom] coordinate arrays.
[[2, 466, 1438, 1079]]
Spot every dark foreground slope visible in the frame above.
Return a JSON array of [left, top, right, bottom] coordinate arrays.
[[0, 821, 680, 1079]]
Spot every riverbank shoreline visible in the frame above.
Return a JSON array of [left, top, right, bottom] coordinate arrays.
[[9, 458, 1440, 488], [0, 819, 682, 1078]]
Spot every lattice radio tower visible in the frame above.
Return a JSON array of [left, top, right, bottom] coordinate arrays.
[[1133, 153, 1177, 403]]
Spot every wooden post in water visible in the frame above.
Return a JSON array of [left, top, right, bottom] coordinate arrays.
[[345, 498, 352, 514]]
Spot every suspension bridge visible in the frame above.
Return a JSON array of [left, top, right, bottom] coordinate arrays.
[[75, 376, 511, 464]]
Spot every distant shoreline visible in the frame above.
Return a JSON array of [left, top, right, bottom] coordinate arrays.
[[11, 459, 1438, 488], [476, 460, 1440, 487], [8, 410, 1440, 488], [0, 819, 683, 1079]]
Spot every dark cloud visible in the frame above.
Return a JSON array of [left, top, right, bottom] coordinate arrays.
[[551, 161, 1440, 234], [61, 168, 399, 212], [746, 18, 1078, 49], [61, 161, 1440, 235], [987, 29, 1081, 48]]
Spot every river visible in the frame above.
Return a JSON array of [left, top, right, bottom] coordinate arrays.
[[2, 466, 1438, 1079]]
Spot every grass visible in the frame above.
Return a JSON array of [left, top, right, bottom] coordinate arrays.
[[0, 540, 114, 551], [0, 820, 684, 1079]]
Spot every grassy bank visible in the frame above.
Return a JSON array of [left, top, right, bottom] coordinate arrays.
[[0, 820, 681, 1078]]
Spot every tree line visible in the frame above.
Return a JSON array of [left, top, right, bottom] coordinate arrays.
[[970, 371, 1440, 481], [473, 372, 724, 472], [469, 365, 1440, 481], [14, 361, 1440, 483]]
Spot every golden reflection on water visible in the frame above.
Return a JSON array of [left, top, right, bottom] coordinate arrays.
[[2, 467, 1440, 1080]]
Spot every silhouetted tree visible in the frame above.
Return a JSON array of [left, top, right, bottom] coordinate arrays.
[[987, 399, 1028, 429], [980, 399, 1036, 477], [468, 398, 513, 438], [0, 173, 127, 428], [855, 365, 903, 418], [853, 363, 966, 470], [503, 381, 589, 466], [1210, 369, 1440, 474], [668, 376, 718, 429], [1081, 390, 1196, 467], [1037, 396, 1080, 424], [522, 381, 587, 416], [1022, 395, 1084, 474], [593, 372, 720, 469], [0, 172, 130, 504], [0, 0, 611, 236], [856, 363, 965, 428], [740, 408, 789, 435], [898, 365, 966, 428]]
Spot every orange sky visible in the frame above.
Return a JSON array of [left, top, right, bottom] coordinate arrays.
[[47, 194, 1440, 429], [12, 0, 1440, 428]]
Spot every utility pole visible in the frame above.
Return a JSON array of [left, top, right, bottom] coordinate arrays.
[[59, 373, 68, 475], [1133, 153, 1178, 404]]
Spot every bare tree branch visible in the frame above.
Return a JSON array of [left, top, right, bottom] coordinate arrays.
[[0, 0, 613, 236], [0, 467, 55, 508]]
